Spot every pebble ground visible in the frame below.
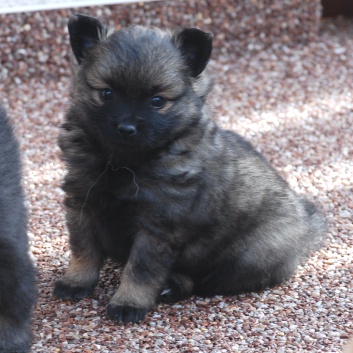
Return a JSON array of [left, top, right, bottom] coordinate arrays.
[[0, 1, 352, 352]]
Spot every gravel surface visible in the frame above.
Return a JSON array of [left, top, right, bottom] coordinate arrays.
[[0, 1, 353, 352]]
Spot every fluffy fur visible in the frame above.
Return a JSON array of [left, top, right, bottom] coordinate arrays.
[[54, 14, 326, 324], [0, 106, 36, 352]]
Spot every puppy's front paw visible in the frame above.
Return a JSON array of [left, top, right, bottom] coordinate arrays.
[[53, 279, 94, 301], [106, 303, 148, 324]]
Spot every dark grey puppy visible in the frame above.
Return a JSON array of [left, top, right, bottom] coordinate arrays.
[[0, 106, 36, 352], [54, 14, 325, 324]]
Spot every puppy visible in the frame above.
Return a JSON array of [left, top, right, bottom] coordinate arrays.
[[54, 14, 325, 324], [0, 106, 36, 352]]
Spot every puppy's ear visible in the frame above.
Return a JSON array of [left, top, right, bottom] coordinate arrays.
[[173, 28, 212, 77], [68, 14, 107, 64]]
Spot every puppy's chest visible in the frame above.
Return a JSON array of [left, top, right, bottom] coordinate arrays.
[[106, 166, 141, 200], [104, 160, 204, 211], [93, 161, 212, 259]]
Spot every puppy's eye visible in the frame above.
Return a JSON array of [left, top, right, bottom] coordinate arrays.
[[150, 96, 165, 109], [100, 89, 113, 101]]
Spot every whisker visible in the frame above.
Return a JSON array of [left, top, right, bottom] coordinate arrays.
[[109, 164, 140, 198], [79, 161, 110, 225]]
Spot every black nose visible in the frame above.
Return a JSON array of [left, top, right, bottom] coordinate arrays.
[[117, 124, 136, 136]]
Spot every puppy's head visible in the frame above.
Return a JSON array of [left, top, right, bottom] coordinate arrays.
[[67, 14, 212, 151]]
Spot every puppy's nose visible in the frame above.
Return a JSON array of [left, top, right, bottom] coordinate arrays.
[[117, 124, 136, 136]]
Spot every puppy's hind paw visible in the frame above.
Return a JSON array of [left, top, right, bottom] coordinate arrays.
[[106, 303, 147, 324], [53, 279, 94, 301], [158, 273, 194, 303], [158, 287, 189, 304]]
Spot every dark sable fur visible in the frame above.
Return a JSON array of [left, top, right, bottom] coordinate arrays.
[[54, 14, 326, 324], [0, 107, 36, 352]]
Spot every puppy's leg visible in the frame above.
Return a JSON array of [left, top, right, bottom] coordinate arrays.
[[54, 251, 103, 300], [0, 319, 32, 353], [106, 232, 176, 324], [194, 221, 311, 296], [54, 209, 104, 300], [0, 245, 36, 353]]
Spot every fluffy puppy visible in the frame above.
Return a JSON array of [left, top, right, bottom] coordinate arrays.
[[0, 106, 36, 352], [54, 14, 325, 324]]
